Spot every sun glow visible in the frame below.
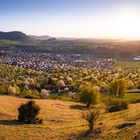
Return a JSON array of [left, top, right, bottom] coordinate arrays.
[[113, 6, 140, 39]]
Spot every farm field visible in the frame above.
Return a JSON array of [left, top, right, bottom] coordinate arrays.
[[101, 93, 140, 101], [1, 96, 140, 140], [126, 93, 140, 101], [116, 61, 140, 69]]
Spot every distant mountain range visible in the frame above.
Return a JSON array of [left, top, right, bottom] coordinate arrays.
[[29, 35, 52, 40]]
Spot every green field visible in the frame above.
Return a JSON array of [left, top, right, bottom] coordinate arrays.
[[126, 93, 140, 103], [116, 61, 140, 69], [101, 93, 140, 103]]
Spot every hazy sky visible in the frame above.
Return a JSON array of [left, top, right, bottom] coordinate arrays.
[[0, 0, 140, 39]]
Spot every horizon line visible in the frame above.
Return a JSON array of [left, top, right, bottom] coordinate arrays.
[[0, 30, 140, 41]]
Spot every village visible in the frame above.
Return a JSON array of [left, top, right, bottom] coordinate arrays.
[[0, 50, 115, 72]]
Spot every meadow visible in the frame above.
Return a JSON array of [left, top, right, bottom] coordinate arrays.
[[0, 96, 140, 140], [101, 93, 140, 102], [116, 61, 140, 69]]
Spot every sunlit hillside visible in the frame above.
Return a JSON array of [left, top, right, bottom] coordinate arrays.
[[0, 96, 140, 140]]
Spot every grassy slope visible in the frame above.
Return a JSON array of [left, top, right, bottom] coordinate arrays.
[[0, 96, 140, 140], [0, 39, 19, 46]]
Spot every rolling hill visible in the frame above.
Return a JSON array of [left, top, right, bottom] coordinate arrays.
[[0, 31, 32, 42], [0, 96, 140, 140]]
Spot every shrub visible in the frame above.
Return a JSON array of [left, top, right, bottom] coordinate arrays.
[[64, 87, 69, 93], [47, 77, 57, 85], [82, 108, 100, 131], [7, 85, 20, 96], [79, 86, 100, 107], [38, 89, 50, 99], [127, 80, 135, 90], [108, 79, 127, 98], [21, 89, 39, 99], [0, 84, 9, 95], [18, 100, 42, 124], [57, 80, 65, 86], [106, 98, 128, 112]]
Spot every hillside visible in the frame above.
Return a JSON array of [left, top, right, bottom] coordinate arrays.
[[0, 96, 140, 140], [0, 31, 32, 42]]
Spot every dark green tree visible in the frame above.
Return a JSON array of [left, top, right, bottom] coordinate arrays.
[[18, 100, 42, 124]]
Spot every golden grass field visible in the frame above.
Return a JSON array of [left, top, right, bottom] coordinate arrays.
[[1, 96, 140, 140]]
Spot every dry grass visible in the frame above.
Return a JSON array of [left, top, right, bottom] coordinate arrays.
[[0, 96, 140, 140]]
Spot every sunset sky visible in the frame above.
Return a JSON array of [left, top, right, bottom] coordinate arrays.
[[0, 0, 140, 39]]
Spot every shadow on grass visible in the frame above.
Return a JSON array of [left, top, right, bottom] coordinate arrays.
[[134, 134, 140, 140], [77, 130, 92, 138], [69, 128, 102, 140], [69, 130, 93, 140], [69, 105, 88, 110], [0, 119, 22, 125]]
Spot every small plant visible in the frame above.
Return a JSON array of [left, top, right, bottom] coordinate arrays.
[[79, 86, 100, 107], [18, 100, 43, 124], [82, 108, 100, 131], [108, 79, 127, 98], [106, 98, 128, 112]]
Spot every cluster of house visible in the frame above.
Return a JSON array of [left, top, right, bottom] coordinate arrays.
[[0, 50, 115, 71]]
